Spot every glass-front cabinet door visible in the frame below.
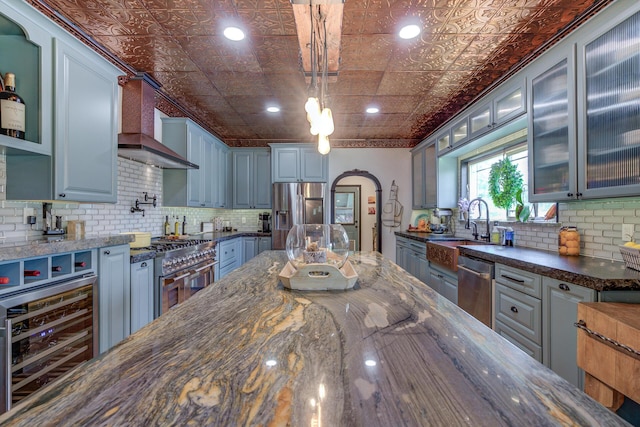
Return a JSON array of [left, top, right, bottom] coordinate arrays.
[[468, 102, 492, 139], [577, 9, 640, 198], [528, 47, 577, 202], [493, 80, 526, 125]]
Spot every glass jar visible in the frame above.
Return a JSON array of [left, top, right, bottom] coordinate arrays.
[[558, 226, 580, 256], [286, 224, 350, 269]]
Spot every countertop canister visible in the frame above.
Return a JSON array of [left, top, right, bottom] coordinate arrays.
[[559, 226, 580, 256]]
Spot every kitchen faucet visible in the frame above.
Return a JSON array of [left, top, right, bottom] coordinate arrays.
[[466, 198, 490, 242]]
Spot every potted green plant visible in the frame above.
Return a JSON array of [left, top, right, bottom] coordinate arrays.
[[488, 158, 523, 217], [515, 188, 531, 222]]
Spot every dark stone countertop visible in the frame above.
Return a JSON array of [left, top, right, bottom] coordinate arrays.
[[0, 251, 628, 426], [458, 245, 640, 291], [0, 234, 133, 262]]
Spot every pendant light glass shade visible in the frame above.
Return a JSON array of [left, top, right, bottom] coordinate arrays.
[[305, 97, 321, 117], [318, 134, 331, 155], [319, 107, 334, 136]]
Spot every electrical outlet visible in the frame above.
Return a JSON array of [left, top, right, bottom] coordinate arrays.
[[241, 217, 246, 224], [622, 224, 634, 242], [23, 208, 34, 225]]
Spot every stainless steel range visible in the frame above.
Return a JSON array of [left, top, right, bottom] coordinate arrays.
[[150, 239, 217, 317]]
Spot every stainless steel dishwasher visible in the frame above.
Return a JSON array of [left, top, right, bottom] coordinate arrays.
[[457, 255, 494, 328]]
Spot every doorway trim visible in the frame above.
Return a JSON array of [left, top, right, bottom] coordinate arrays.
[[330, 169, 382, 252]]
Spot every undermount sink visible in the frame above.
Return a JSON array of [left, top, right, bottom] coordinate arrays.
[[426, 240, 489, 272]]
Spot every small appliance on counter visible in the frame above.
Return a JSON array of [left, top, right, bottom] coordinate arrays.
[[259, 212, 271, 233], [42, 202, 64, 235]]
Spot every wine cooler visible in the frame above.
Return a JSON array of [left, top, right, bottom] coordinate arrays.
[[0, 274, 97, 413]]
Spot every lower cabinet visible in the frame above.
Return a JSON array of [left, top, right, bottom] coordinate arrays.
[[219, 238, 241, 279], [428, 263, 458, 304], [542, 277, 596, 389], [395, 236, 428, 284], [243, 236, 272, 263], [98, 244, 131, 354], [130, 259, 154, 334], [493, 263, 597, 388]]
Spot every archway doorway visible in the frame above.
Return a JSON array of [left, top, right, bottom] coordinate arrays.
[[330, 169, 382, 252]]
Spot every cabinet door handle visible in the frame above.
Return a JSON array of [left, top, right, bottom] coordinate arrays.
[[104, 250, 110, 255], [510, 306, 519, 313], [567, 192, 574, 197], [141, 262, 147, 268], [59, 193, 66, 198], [559, 283, 570, 291], [501, 274, 524, 284]]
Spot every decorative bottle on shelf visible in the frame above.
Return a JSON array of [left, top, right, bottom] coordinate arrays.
[[164, 215, 171, 236], [0, 72, 26, 140], [182, 216, 187, 235], [174, 216, 179, 236]]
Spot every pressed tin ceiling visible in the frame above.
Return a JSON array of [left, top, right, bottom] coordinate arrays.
[[28, 0, 611, 148]]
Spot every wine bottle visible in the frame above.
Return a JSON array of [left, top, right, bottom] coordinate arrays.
[[182, 216, 187, 235], [164, 215, 171, 236], [75, 261, 86, 268], [0, 73, 26, 140], [51, 266, 62, 272], [174, 216, 180, 236], [0, 277, 9, 284], [24, 270, 41, 277]]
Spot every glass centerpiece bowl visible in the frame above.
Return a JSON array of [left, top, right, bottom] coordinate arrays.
[[279, 224, 357, 291], [286, 224, 350, 269]]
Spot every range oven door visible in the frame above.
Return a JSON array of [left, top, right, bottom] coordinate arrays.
[[187, 260, 216, 297], [160, 260, 216, 315]]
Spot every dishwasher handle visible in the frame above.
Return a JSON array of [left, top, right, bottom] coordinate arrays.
[[457, 264, 491, 280]]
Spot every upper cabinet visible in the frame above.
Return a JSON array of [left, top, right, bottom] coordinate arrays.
[[0, 3, 53, 155], [412, 141, 436, 209], [232, 148, 271, 209], [528, 46, 576, 203], [53, 38, 119, 203], [163, 117, 229, 208], [270, 143, 328, 182], [576, 7, 640, 199], [2, 2, 120, 203], [529, 2, 640, 202], [437, 78, 526, 156]]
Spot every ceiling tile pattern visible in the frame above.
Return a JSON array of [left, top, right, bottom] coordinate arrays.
[[28, 0, 611, 147]]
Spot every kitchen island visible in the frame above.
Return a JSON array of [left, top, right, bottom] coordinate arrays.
[[0, 251, 628, 426]]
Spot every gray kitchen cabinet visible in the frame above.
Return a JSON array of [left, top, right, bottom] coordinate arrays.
[[395, 236, 428, 285], [428, 263, 458, 304], [468, 101, 492, 140], [163, 117, 218, 208], [232, 148, 271, 209], [243, 236, 273, 264], [98, 244, 131, 354], [270, 143, 328, 182], [218, 238, 241, 279], [212, 140, 231, 208], [130, 259, 154, 334], [542, 277, 596, 389], [6, 20, 120, 202], [494, 263, 542, 363], [52, 37, 119, 203], [411, 142, 436, 209], [528, 45, 576, 203], [0, 2, 53, 156]]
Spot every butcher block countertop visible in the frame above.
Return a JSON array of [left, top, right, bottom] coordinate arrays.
[[0, 251, 629, 426]]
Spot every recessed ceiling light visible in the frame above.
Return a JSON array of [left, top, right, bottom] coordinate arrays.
[[224, 26, 245, 41], [399, 24, 420, 40], [267, 106, 280, 113], [366, 107, 379, 114]]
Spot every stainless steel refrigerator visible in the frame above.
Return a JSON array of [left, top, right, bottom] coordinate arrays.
[[272, 182, 326, 249]]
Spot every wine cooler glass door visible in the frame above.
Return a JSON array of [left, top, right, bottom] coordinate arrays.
[[0, 274, 97, 413]]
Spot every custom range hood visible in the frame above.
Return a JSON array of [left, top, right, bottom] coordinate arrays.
[[118, 74, 198, 169]]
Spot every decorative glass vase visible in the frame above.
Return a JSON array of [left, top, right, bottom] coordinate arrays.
[[285, 224, 350, 269]]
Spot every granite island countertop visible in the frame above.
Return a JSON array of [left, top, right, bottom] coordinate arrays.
[[0, 251, 628, 426]]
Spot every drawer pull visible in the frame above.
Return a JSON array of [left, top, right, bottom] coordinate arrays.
[[558, 283, 570, 291], [501, 274, 525, 284], [510, 306, 519, 313]]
